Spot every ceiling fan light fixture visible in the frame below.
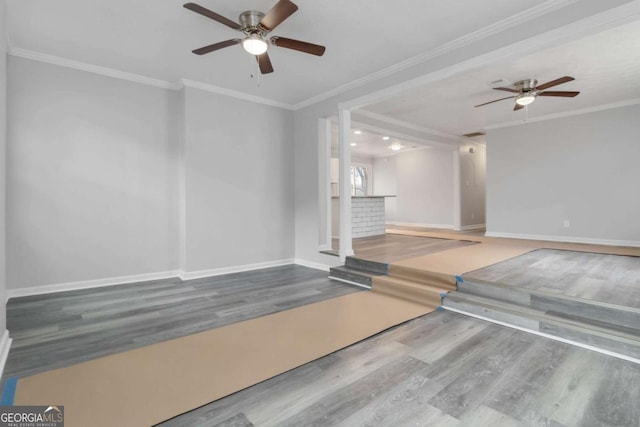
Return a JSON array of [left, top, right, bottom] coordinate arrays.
[[515, 94, 536, 106], [242, 34, 269, 56]]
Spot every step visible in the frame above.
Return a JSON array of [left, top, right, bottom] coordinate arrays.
[[443, 292, 640, 360], [372, 275, 450, 308], [345, 256, 389, 275], [458, 278, 640, 334], [387, 264, 458, 291], [329, 266, 377, 287]]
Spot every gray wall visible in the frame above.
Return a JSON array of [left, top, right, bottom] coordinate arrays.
[[486, 104, 640, 244], [6, 58, 296, 290], [182, 87, 294, 272], [0, 0, 7, 331], [373, 148, 455, 227], [7, 57, 179, 290], [459, 144, 486, 228]]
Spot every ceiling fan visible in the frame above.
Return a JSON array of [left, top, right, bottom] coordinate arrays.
[[183, 0, 326, 74], [475, 76, 580, 111]]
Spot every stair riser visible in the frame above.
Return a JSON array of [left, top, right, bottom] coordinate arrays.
[[345, 257, 388, 275], [328, 268, 372, 287], [443, 299, 539, 331], [540, 322, 640, 360], [531, 294, 640, 334], [458, 280, 531, 306], [443, 296, 640, 360], [460, 280, 640, 334]]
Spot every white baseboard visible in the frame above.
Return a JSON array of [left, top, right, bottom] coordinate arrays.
[[294, 259, 334, 272], [7, 270, 182, 301], [461, 223, 486, 231], [485, 231, 640, 248], [0, 330, 12, 378], [386, 221, 453, 229], [180, 258, 295, 280]]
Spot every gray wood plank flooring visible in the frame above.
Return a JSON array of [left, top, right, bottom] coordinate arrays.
[[5, 265, 640, 426], [465, 249, 640, 309], [159, 311, 640, 427], [4, 265, 360, 379]]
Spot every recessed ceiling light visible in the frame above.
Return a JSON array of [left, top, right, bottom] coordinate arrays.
[[382, 136, 390, 141], [350, 142, 357, 147], [354, 130, 362, 135], [390, 143, 402, 151]]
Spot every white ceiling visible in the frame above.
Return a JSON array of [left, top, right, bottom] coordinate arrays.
[[330, 125, 423, 158], [7, 0, 545, 105], [360, 19, 640, 135]]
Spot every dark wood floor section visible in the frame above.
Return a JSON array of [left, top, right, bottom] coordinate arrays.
[[4, 265, 360, 379], [465, 248, 640, 309]]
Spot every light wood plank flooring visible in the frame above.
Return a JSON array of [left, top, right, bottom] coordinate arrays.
[[465, 248, 640, 309], [333, 234, 476, 263]]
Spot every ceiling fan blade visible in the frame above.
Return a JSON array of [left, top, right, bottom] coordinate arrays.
[[192, 39, 241, 55], [538, 91, 580, 97], [474, 96, 516, 108], [256, 53, 274, 74], [514, 103, 524, 111], [271, 36, 326, 56], [184, 3, 242, 30], [536, 76, 574, 91], [260, 0, 298, 31], [493, 87, 519, 93]]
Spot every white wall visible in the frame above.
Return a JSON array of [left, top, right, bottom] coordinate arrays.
[[459, 144, 486, 228], [486, 104, 640, 244], [182, 87, 294, 273], [372, 156, 397, 219], [373, 148, 454, 227], [1, 0, 8, 331], [7, 57, 179, 290]]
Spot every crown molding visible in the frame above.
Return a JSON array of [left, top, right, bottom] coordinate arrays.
[[483, 98, 640, 131], [6, 47, 296, 110], [8, 47, 180, 90], [292, 0, 582, 110], [180, 79, 295, 110]]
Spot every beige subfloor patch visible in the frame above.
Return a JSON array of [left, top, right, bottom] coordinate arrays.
[[14, 292, 433, 427]]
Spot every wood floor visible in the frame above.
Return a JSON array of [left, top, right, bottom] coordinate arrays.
[[5, 265, 640, 426], [333, 234, 476, 263], [160, 310, 640, 427], [3, 265, 360, 380], [465, 249, 640, 309]]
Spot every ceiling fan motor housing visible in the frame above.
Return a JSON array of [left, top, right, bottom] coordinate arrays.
[[240, 11, 266, 32], [515, 79, 538, 93]]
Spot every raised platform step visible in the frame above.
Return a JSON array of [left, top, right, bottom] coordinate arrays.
[[345, 256, 389, 275], [443, 291, 640, 360], [373, 276, 450, 308], [328, 266, 377, 287], [458, 278, 640, 334]]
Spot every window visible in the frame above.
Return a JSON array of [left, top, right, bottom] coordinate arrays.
[[350, 166, 368, 196]]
